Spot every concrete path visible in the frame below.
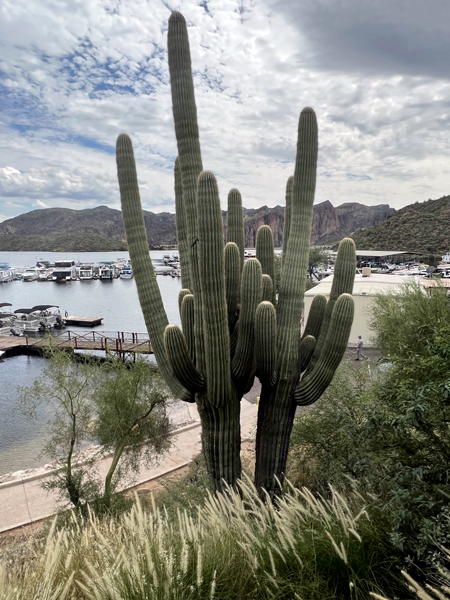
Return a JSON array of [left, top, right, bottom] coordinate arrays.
[[0, 399, 257, 533]]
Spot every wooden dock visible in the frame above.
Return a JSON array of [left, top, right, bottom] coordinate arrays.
[[63, 315, 103, 327], [0, 330, 153, 358]]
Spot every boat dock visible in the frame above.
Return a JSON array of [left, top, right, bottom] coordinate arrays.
[[0, 330, 153, 358], [63, 315, 103, 327]]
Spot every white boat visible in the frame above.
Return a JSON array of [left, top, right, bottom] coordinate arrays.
[[38, 268, 53, 281], [0, 303, 16, 336], [22, 268, 40, 282], [11, 309, 43, 335], [119, 263, 134, 279], [31, 305, 63, 329], [0, 269, 14, 283], [100, 262, 115, 280], [52, 260, 77, 282], [79, 265, 95, 280]]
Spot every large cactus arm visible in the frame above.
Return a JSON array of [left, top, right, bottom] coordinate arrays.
[[198, 171, 232, 407], [227, 189, 245, 274], [178, 289, 191, 317], [168, 11, 205, 373], [276, 108, 318, 381], [174, 157, 191, 291], [255, 301, 277, 387], [261, 274, 274, 303], [309, 237, 356, 368], [256, 225, 276, 305], [301, 293, 327, 341], [281, 176, 293, 266], [225, 242, 240, 331], [231, 258, 262, 385], [164, 324, 205, 392], [298, 334, 316, 373], [294, 294, 354, 405], [116, 133, 193, 402], [181, 294, 195, 361]]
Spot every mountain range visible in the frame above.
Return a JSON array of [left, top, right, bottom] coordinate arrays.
[[348, 195, 450, 254], [0, 201, 395, 252]]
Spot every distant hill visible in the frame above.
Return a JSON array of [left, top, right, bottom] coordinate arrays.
[[349, 195, 450, 254], [0, 233, 127, 252], [0, 201, 395, 251]]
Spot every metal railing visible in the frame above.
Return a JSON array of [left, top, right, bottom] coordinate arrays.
[[47, 330, 152, 353]]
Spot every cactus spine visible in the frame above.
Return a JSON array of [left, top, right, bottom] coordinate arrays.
[[117, 11, 356, 496]]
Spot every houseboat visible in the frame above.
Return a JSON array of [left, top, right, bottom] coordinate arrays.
[[100, 262, 115, 280], [79, 264, 95, 280], [52, 260, 77, 282], [0, 263, 14, 283]]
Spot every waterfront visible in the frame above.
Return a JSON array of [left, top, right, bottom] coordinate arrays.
[[0, 251, 183, 475]]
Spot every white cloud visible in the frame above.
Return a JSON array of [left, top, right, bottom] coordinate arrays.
[[34, 199, 50, 208], [0, 0, 449, 223]]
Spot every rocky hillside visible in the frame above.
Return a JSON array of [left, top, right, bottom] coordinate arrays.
[[349, 195, 450, 254], [0, 201, 394, 251]]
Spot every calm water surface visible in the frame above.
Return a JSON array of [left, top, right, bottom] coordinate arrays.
[[0, 251, 183, 475]]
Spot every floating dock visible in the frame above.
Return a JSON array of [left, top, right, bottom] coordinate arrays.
[[63, 315, 103, 327], [0, 330, 152, 358]]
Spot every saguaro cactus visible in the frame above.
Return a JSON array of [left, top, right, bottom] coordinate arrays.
[[116, 11, 356, 496]]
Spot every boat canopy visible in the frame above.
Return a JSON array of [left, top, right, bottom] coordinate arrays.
[[0, 312, 14, 318], [31, 305, 59, 311], [14, 308, 36, 314], [0, 303, 12, 308]]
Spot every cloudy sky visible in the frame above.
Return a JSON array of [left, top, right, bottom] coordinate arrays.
[[0, 0, 449, 223]]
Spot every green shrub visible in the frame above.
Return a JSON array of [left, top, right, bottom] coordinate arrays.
[[290, 326, 450, 569]]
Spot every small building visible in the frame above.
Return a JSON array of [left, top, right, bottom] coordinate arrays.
[[303, 273, 420, 347]]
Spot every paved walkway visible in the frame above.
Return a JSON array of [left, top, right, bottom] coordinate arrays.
[[0, 400, 257, 533]]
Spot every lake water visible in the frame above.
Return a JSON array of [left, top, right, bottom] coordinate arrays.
[[0, 251, 183, 475]]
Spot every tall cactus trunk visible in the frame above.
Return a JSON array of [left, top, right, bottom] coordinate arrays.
[[254, 381, 296, 496], [197, 394, 241, 492]]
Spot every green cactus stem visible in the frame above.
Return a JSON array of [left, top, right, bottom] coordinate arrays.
[[261, 274, 274, 303], [295, 294, 354, 404], [197, 171, 232, 406], [309, 237, 356, 368], [116, 133, 193, 403], [281, 176, 293, 265], [181, 293, 195, 361], [178, 288, 191, 316], [255, 301, 277, 386], [301, 293, 327, 342], [227, 189, 245, 274], [231, 258, 262, 388], [225, 242, 241, 331], [256, 225, 276, 305], [164, 324, 205, 392], [174, 158, 191, 291]]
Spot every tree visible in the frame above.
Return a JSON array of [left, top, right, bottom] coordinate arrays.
[[116, 11, 356, 497], [308, 247, 330, 279], [19, 350, 171, 512]]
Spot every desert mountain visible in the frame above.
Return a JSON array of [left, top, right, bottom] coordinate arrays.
[[0, 201, 394, 251], [349, 195, 450, 254]]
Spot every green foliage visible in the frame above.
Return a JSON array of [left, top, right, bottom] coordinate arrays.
[[0, 233, 128, 252], [308, 247, 330, 277], [290, 322, 450, 568], [19, 350, 171, 513], [0, 479, 410, 600], [370, 281, 450, 357]]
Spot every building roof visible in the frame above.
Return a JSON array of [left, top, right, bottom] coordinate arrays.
[[329, 250, 409, 258], [305, 273, 420, 297]]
